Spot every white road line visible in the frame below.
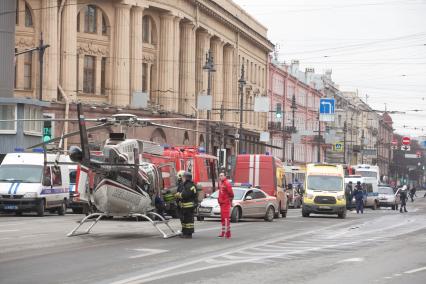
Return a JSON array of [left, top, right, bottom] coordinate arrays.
[[0, 229, 19, 233], [128, 248, 168, 259], [338, 257, 364, 263], [404, 266, 426, 274]]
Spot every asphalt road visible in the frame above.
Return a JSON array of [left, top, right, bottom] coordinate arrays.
[[0, 193, 425, 284]]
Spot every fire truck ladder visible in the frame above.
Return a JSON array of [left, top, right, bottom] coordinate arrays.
[[67, 212, 180, 239]]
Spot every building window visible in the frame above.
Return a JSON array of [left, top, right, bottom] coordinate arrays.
[[23, 105, 42, 135], [102, 14, 108, 35], [84, 5, 97, 33], [83, 55, 95, 93], [16, 0, 19, 25], [142, 63, 148, 92], [0, 105, 17, 133], [77, 12, 80, 32], [143, 16, 150, 43], [24, 52, 32, 90], [25, 3, 33, 27], [101, 57, 106, 95], [14, 48, 17, 89]]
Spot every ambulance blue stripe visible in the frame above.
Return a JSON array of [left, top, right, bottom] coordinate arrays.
[[13, 183, 20, 194]]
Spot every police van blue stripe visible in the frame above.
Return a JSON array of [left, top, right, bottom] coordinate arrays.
[[8, 183, 14, 194], [13, 183, 20, 194]]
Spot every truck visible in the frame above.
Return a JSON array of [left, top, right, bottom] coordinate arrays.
[[232, 154, 288, 218], [303, 163, 346, 218], [354, 164, 380, 184], [0, 151, 69, 216]]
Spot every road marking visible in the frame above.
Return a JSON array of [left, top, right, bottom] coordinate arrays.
[[338, 257, 364, 263], [0, 229, 19, 233], [393, 274, 402, 277], [111, 221, 361, 284], [404, 266, 426, 274], [128, 248, 168, 259]]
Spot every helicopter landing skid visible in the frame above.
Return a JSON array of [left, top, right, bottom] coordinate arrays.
[[67, 212, 180, 239]]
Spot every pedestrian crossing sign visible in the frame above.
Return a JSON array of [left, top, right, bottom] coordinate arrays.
[[334, 142, 344, 152]]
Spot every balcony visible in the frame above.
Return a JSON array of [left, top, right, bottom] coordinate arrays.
[[268, 121, 282, 131]]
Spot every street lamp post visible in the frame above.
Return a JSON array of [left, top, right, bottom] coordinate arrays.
[[291, 94, 297, 165], [203, 50, 215, 154], [238, 64, 246, 154]]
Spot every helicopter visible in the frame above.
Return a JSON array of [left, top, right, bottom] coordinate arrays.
[[24, 103, 223, 239]]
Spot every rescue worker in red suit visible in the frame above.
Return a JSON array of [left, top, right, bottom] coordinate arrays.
[[218, 172, 234, 239]]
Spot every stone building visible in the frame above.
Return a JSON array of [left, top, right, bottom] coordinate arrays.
[[10, 0, 273, 154], [267, 59, 325, 165]]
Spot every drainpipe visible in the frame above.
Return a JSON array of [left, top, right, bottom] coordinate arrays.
[[58, 84, 70, 151], [57, 0, 67, 151]]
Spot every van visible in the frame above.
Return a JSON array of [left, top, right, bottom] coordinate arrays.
[[345, 175, 379, 210], [0, 152, 69, 216], [233, 155, 288, 218], [303, 163, 346, 218]]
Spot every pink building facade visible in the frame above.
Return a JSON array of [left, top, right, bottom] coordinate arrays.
[[268, 60, 325, 165]]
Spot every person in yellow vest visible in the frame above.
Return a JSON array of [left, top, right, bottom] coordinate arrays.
[[175, 172, 197, 238]]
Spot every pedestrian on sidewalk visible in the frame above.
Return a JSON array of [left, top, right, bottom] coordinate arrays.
[[218, 172, 234, 239], [353, 181, 364, 214]]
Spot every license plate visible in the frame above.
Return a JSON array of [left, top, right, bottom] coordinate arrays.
[[198, 207, 212, 213], [319, 206, 331, 209], [4, 205, 18, 210]]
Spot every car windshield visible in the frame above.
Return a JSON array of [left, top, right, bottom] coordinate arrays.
[[355, 171, 377, 178], [0, 165, 43, 183], [379, 187, 394, 195], [69, 170, 77, 184], [307, 175, 343, 191], [208, 188, 246, 200]]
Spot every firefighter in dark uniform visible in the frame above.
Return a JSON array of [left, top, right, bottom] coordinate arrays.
[[175, 172, 197, 238]]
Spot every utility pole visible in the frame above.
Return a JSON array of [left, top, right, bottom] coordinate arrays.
[[282, 110, 286, 163], [361, 129, 365, 164], [238, 64, 246, 154], [317, 113, 321, 163], [343, 121, 347, 164], [220, 103, 225, 151], [291, 94, 297, 165], [203, 50, 215, 154], [15, 32, 50, 101]]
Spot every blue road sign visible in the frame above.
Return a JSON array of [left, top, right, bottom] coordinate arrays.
[[319, 98, 335, 114]]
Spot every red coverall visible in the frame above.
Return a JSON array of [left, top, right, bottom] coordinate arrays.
[[218, 178, 234, 238]]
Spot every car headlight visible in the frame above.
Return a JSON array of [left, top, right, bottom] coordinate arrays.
[[337, 194, 345, 200], [306, 193, 314, 199], [23, 192, 37, 198]]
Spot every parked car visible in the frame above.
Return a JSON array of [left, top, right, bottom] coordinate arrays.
[[197, 186, 279, 222], [378, 186, 400, 210]]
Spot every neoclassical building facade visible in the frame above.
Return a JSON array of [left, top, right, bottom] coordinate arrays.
[[13, 0, 273, 153]]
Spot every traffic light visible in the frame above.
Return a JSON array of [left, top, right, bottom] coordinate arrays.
[[276, 103, 282, 119], [43, 120, 52, 142]]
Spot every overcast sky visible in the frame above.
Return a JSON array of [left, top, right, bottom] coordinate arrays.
[[234, 0, 426, 138]]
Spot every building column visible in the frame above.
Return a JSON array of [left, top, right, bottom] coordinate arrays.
[[173, 17, 181, 109], [147, 62, 152, 94], [41, 0, 58, 101], [223, 45, 234, 122], [195, 30, 211, 97], [130, 6, 145, 95], [158, 13, 176, 111], [179, 22, 196, 114], [210, 38, 224, 120], [61, 0, 77, 100], [112, 4, 131, 106]]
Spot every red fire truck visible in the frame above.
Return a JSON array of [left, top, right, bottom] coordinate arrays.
[[233, 154, 289, 217]]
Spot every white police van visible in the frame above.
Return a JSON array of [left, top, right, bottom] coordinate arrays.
[[0, 150, 69, 216]]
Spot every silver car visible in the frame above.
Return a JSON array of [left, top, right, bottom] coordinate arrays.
[[197, 187, 279, 222], [378, 186, 401, 210]]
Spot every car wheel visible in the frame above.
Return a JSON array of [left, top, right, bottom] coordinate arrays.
[[338, 209, 347, 219], [302, 209, 310, 217], [37, 199, 45, 217], [197, 216, 204, 221], [231, 207, 240, 223], [264, 206, 274, 222], [15, 211, 22, 216], [391, 205, 395, 210], [58, 201, 66, 216], [372, 201, 377, 210]]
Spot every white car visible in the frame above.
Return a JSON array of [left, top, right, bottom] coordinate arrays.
[[197, 187, 279, 222], [378, 186, 400, 210]]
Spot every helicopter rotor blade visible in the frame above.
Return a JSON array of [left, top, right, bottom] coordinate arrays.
[[27, 123, 110, 149], [148, 122, 282, 149]]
